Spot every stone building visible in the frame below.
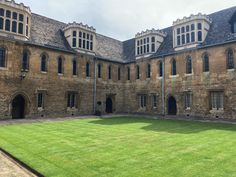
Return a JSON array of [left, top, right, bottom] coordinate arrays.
[[0, 0, 236, 120]]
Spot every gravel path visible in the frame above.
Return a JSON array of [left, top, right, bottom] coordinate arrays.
[[0, 151, 36, 177]]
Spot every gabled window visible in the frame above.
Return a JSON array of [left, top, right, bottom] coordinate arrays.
[[22, 50, 29, 71], [159, 61, 163, 77], [226, 49, 234, 69], [108, 65, 112, 80], [147, 64, 151, 78], [127, 67, 130, 80], [171, 59, 177, 75], [98, 64, 101, 78], [41, 54, 47, 72], [136, 65, 140, 79], [210, 91, 224, 110], [57, 57, 63, 74], [72, 59, 77, 76], [186, 56, 192, 74], [86, 62, 90, 77], [203, 53, 209, 72], [0, 48, 6, 68]]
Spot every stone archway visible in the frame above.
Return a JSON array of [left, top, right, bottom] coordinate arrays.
[[167, 96, 177, 115], [11, 95, 26, 119], [106, 97, 113, 113]]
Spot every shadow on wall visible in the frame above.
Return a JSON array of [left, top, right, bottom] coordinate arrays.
[[88, 117, 236, 134]]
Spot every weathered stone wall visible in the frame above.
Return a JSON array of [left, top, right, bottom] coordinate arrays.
[[123, 43, 236, 120], [0, 39, 125, 119], [1, 38, 236, 120]]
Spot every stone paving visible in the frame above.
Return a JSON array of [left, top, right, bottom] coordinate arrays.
[[0, 151, 36, 177]]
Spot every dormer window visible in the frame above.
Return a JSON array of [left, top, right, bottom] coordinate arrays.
[[135, 29, 167, 59], [173, 13, 212, 50], [229, 11, 236, 33], [63, 22, 95, 54], [234, 22, 236, 33]]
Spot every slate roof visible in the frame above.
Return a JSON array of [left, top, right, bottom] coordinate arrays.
[[25, 6, 236, 63]]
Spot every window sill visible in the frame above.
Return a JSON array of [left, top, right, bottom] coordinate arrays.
[[41, 71, 47, 74], [227, 69, 235, 72], [37, 107, 44, 112], [185, 73, 193, 77], [58, 73, 64, 76], [210, 109, 224, 113], [67, 107, 78, 111], [0, 67, 8, 71], [203, 71, 210, 75], [170, 74, 179, 78], [72, 75, 78, 78], [158, 77, 163, 80]]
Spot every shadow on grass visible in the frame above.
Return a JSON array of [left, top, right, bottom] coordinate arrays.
[[89, 117, 236, 134]]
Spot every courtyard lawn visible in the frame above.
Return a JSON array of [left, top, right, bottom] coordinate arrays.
[[0, 117, 236, 177]]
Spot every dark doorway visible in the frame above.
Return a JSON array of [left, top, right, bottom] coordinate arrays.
[[12, 95, 25, 119], [106, 97, 113, 113], [168, 96, 177, 115]]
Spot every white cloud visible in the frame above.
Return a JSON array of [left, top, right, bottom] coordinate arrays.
[[19, 0, 236, 40]]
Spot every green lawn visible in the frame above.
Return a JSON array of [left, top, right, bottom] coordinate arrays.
[[0, 117, 236, 177]]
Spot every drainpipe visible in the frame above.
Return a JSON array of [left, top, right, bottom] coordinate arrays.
[[93, 57, 97, 114], [162, 56, 165, 116]]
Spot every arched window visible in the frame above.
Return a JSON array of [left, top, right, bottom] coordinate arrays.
[[108, 65, 111, 80], [203, 53, 209, 72], [12, 21, 17, 33], [198, 31, 202, 41], [159, 61, 163, 77], [72, 59, 77, 75], [0, 17, 3, 30], [147, 64, 151, 78], [127, 67, 130, 80], [5, 19, 10, 31], [136, 65, 140, 79], [227, 49, 234, 69], [86, 62, 90, 77], [118, 67, 121, 80], [41, 54, 47, 72], [0, 48, 6, 67], [172, 59, 177, 75], [18, 23, 23, 34], [186, 56, 192, 74], [58, 57, 63, 74], [97, 64, 101, 78], [22, 50, 29, 70]]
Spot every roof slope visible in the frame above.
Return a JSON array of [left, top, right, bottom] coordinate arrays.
[[26, 6, 236, 62]]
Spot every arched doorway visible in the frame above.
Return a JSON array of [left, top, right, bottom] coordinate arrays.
[[106, 97, 113, 113], [12, 95, 25, 119], [168, 96, 177, 115]]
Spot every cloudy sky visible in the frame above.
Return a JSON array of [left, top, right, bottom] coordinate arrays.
[[19, 0, 236, 41]]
